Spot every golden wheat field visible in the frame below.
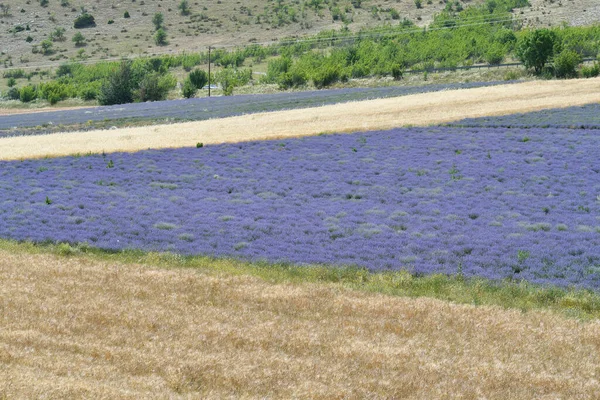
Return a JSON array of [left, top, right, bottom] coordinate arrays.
[[1, 78, 600, 161], [1, 249, 600, 399]]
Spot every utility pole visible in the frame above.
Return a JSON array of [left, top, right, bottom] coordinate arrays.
[[208, 46, 211, 97]]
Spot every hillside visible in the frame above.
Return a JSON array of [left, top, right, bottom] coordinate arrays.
[[0, 0, 597, 71]]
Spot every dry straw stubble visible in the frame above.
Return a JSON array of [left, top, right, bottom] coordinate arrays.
[[1, 249, 599, 398]]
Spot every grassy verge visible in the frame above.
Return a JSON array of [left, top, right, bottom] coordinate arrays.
[[2, 239, 599, 320]]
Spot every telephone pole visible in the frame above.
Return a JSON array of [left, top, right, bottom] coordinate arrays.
[[208, 46, 211, 97]]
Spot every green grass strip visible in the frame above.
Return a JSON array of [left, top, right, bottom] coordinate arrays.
[[2, 239, 600, 320]]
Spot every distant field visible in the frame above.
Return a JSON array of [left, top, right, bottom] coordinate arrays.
[[1, 78, 599, 160], [1, 247, 600, 398]]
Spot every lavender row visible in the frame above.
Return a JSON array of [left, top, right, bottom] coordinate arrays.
[[450, 103, 600, 130], [1, 127, 600, 289]]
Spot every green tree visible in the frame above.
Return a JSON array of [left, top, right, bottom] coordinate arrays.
[[40, 39, 54, 55], [135, 72, 176, 101], [178, 0, 191, 16], [182, 77, 197, 98], [553, 49, 582, 78], [188, 69, 208, 89], [152, 12, 163, 30], [516, 29, 558, 75], [154, 28, 167, 45], [72, 31, 85, 46], [97, 61, 134, 105], [50, 27, 66, 41]]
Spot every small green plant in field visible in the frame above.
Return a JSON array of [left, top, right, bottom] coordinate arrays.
[[196, 142, 204, 148], [7, 77, 15, 87], [45, 196, 52, 205], [72, 32, 86, 46], [154, 28, 167, 46], [414, 0, 422, 9], [521, 136, 530, 142], [124, 10, 130, 18], [178, 0, 191, 16], [152, 12, 164, 30], [517, 250, 530, 263], [106, 160, 114, 168]]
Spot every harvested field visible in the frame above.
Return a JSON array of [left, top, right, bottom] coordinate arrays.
[[1, 78, 600, 161], [1, 248, 600, 398]]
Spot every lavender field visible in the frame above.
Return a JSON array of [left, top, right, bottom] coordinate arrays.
[[1, 127, 600, 289], [451, 103, 600, 129]]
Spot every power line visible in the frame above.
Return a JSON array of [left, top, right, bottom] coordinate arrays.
[[1, 13, 527, 72]]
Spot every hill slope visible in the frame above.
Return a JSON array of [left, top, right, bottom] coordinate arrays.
[[0, 0, 597, 70]]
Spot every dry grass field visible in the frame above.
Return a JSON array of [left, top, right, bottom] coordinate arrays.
[[1, 247, 600, 398], [1, 77, 599, 160]]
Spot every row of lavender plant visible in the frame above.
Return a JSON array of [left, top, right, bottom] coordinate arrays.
[[449, 103, 600, 130], [1, 127, 599, 289]]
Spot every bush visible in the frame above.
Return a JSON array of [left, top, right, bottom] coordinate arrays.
[[135, 72, 176, 102], [7, 77, 16, 87], [312, 65, 341, 89], [152, 12, 163, 30], [124, 11, 130, 18], [78, 85, 98, 100], [485, 44, 505, 65], [19, 86, 36, 103], [40, 39, 54, 55], [7, 87, 20, 100], [72, 32, 86, 46], [516, 29, 558, 74], [154, 28, 167, 45], [182, 77, 197, 98], [580, 62, 600, 78], [391, 64, 403, 80], [553, 50, 582, 78], [178, 0, 190, 16], [278, 68, 307, 89], [188, 69, 208, 89], [97, 62, 134, 105], [74, 13, 96, 28]]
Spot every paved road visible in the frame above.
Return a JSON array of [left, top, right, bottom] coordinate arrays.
[[0, 81, 512, 131]]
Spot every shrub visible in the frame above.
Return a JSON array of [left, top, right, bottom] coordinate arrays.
[[78, 85, 98, 100], [39, 0, 49, 7], [40, 39, 53, 55], [19, 86, 36, 102], [154, 28, 167, 45], [7, 87, 20, 100], [188, 69, 208, 89], [312, 65, 341, 89], [72, 32, 85, 46], [178, 0, 190, 16], [553, 50, 582, 78], [74, 13, 96, 28], [7, 77, 16, 87], [414, 0, 422, 8], [182, 77, 197, 98], [485, 43, 505, 65], [97, 62, 134, 105], [152, 12, 163, 30], [50, 27, 66, 42], [124, 10, 130, 18], [580, 62, 600, 78], [135, 72, 176, 102], [107, 19, 114, 24], [391, 64, 403, 80], [516, 29, 558, 74]]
